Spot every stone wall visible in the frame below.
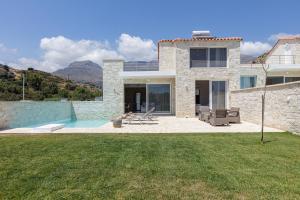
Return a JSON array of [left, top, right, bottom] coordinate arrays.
[[0, 101, 72, 129], [103, 59, 124, 118], [173, 40, 241, 117], [231, 81, 300, 133]]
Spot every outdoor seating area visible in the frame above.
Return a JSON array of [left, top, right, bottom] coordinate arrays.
[[198, 106, 241, 126]]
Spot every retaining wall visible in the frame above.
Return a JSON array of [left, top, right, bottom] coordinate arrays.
[[231, 81, 300, 133]]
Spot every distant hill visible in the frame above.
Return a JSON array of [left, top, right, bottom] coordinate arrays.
[[53, 60, 102, 88], [240, 54, 257, 64], [0, 64, 101, 101]]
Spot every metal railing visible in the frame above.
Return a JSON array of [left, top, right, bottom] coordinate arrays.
[[123, 61, 159, 71], [267, 55, 298, 64]]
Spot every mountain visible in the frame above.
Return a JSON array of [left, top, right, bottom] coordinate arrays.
[[53, 60, 102, 88], [0, 64, 101, 101], [240, 54, 257, 64]]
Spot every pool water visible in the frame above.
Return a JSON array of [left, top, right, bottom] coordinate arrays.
[[28, 119, 108, 128], [63, 119, 108, 128]]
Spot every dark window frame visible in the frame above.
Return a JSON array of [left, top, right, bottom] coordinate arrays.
[[190, 48, 227, 68]]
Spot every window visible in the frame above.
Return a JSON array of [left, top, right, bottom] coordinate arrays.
[[266, 76, 284, 85], [210, 48, 227, 67], [190, 48, 227, 68], [190, 48, 208, 67], [285, 77, 300, 83], [147, 84, 170, 113], [240, 76, 257, 89], [212, 81, 226, 109]]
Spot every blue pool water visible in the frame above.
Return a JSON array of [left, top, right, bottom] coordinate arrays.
[[28, 119, 108, 128], [63, 119, 108, 128]]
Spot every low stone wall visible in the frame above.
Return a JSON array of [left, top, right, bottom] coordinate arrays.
[[231, 81, 300, 133], [0, 101, 110, 129], [0, 101, 72, 129]]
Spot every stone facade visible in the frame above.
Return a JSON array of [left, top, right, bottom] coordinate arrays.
[[231, 81, 300, 134], [103, 60, 124, 118], [169, 40, 241, 117]]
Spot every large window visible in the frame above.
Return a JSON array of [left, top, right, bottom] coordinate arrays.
[[211, 81, 226, 109], [285, 77, 300, 83], [147, 84, 170, 113], [240, 76, 257, 89], [266, 76, 284, 85], [190, 48, 227, 68]]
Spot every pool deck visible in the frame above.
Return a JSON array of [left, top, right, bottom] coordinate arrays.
[[0, 116, 283, 134]]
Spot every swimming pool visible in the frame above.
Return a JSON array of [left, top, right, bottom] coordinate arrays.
[[28, 119, 108, 128], [63, 119, 108, 128]]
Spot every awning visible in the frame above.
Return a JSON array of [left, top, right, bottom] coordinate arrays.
[[119, 71, 176, 79]]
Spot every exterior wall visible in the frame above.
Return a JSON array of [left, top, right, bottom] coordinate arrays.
[[173, 40, 241, 117], [0, 101, 72, 129], [231, 81, 300, 133], [103, 60, 124, 118], [158, 42, 176, 71], [124, 78, 176, 114]]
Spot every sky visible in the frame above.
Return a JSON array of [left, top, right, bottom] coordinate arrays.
[[0, 0, 300, 72]]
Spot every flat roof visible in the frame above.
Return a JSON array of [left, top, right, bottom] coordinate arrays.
[[119, 71, 176, 79]]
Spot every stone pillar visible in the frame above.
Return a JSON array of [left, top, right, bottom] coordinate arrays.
[[103, 59, 124, 118]]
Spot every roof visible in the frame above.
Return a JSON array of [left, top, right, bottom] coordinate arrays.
[[159, 37, 243, 43]]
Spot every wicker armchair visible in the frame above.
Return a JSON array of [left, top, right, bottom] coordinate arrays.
[[228, 107, 240, 123], [198, 106, 210, 122], [209, 109, 229, 126]]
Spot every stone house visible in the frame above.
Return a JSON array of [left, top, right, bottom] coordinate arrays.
[[102, 32, 300, 118]]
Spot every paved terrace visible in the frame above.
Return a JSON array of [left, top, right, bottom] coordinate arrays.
[[0, 116, 283, 134]]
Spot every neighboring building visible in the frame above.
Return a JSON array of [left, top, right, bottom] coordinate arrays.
[[102, 31, 300, 118]]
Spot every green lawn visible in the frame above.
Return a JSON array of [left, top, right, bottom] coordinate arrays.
[[0, 133, 300, 199]]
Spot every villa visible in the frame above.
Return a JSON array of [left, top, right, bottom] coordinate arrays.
[[1, 31, 300, 134], [102, 31, 300, 119]]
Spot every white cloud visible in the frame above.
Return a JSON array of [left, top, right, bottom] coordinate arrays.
[[14, 34, 158, 72], [0, 43, 17, 54], [241, 41, 272, 56], [268, 33, 300, 42], [117, 33, 157, 61]]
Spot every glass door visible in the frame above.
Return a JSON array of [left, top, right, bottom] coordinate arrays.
[[147, 84, 171, 113], [211, 81, 226, 109]]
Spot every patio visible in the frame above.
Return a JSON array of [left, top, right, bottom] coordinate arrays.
[[0, 116, 283, 134]]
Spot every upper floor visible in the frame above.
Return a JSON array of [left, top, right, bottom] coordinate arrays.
[[265, 36, 300, 65]]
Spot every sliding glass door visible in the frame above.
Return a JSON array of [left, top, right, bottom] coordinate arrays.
[[147, 84, 170, 113], [211, 81, 226, 109]]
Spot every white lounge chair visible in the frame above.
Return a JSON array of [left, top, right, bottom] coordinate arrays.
[[125, 107, 156, 124]]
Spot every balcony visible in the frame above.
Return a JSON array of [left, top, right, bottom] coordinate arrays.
[[267, 55, 299, 64], [190, 60, 227, 68], [123, 61, 159, 71]]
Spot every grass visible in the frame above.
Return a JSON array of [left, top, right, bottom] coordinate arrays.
[[0, 132, 300, 199]]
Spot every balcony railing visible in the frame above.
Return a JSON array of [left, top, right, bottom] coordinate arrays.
[[124, 61, 159, 71], [267, 55, 299, 64]]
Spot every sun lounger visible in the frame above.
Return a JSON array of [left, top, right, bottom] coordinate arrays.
[[125, 107, 156, 124]]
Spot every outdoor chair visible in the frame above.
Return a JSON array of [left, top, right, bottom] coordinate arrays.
[[198, 106, 210, 122], [228, 107, 240, 123], [209, 109, 229, 126], [125, 107, 156, 124]]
